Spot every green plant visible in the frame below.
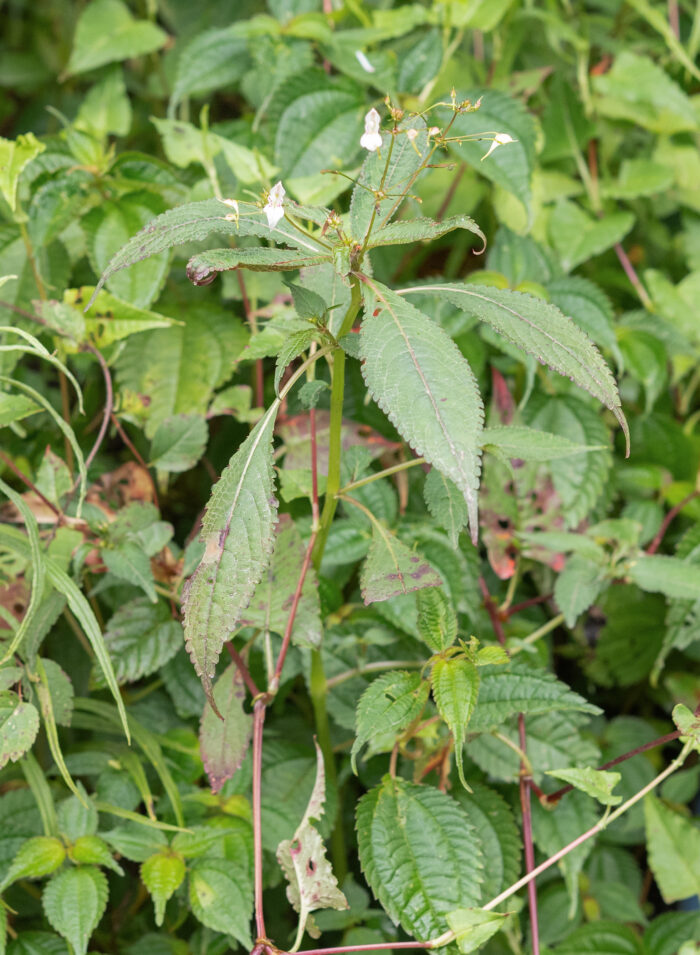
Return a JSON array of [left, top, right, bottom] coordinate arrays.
[[1, 2, 699, 954]]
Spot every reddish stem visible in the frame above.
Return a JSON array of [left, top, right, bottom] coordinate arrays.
[[505, 593, 552, 618], [646, 490, 699, 555], [296, 944, 430, 955], [252, 700, 267, 940], [110, 414, 160, 508], [479, 576, 506, 645], [614, 243, 652, 309], [668, 0, 680, 38], [271, 528, 317, 688], [0, 450, 61, 517], [518, 715, 540, 955], [225, 641, 260, 698]]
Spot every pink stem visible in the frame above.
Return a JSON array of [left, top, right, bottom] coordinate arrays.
[[225, 641, 260, 698], [296, 944, 430, 955], [614, 243, 652, 309], [646, 489, 699, 555], [479, 576, 506, 645], [518, 715, 540, 955], [252, 700, 267, 940]]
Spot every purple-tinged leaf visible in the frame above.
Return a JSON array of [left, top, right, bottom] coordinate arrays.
[[200, 664, 253, 793], [360, 523, 442, 605]]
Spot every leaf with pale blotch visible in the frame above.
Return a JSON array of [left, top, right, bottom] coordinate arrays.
[[447, 908, 512, 953], [368, 214, 485, 252], [402, 283, 628, 455], [361, 283, 484, 540], [0, 694, 40, 768], [277, 742, 348, 945], [360, 523, 442, 605], [200, 664, 253, 793], [183, 405, 279, 709], [546, 767, 622, 806], [431, 656, 480, 791], [186, 247, 330, 286], [352, 671, 430, 773], [239, 514, 322, 651]]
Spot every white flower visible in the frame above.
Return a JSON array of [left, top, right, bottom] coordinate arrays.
[[406, 128, 418, 142], [219, 197, 239, 223], [355, 50, 375, 73], [481, 132, 515, 161], [360, 108, 383, 152], [263, 181, 285, 229]]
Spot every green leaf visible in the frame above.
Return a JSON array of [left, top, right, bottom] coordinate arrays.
[[645, 795, 700, 903], [102, 823, 168, 863], [361, 283, 484, 539], [0, 392, 39, 427], [596, 585, 665, 686], [274, 329, 317, 395], [59, 287, 176, 347], [352, 671, 430, 772], [446, 908, 511, 953], [183, 405, 279, 708], [42, 867, 108, 955], [549, 201, 635, 272], [432, 656, 479, 790], [71, 835, 123, 875], [545, 767, 622, 806], [453, 783, 521, 900], [546, 276, 618, 357], [672, 703, 700, 752], [628, 555, 700, 600], [554, 554, 605, 628], [367, 214, 485, 251], [469, 664, 601, 733], [277, 742, 348, 945], [149, 414, 208, 472], [188, 858, 253, 949], [185, 247, 330, 286], [602, 159, 674, 201], [356, 777, 483, 940], [423, 469, 468, 549], [65, 0, 167, 75], [0, 837, 65, 891], [644, 912, 700, 955], [403, 283, 627, 453], [239, 514, 322, 650], [170, 27, 250, 113], [75, 66, 131, 139], [102, 542, 157, 603], [141, 851, 186, 927], [200, 664, 253, 794], [0, 133, 44, 212], [416, 588, 458, 652], [98, 598, 182, 687], [482, 425, 604, 460], [0, 695, 39, 768], [554, 921, 645, 955], [360, 524, 442, 605]]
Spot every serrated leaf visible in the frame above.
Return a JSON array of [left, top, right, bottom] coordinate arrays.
[[469, 664, 601, 733], [0, 133, 44, 212], [274, 329, 317, 395], [149, 414, 208, 472], [416, 587, 458, 652], [453, 783, 521, 900], [239, 514, 322, 650], [183, 405, 279, 708], [402, 283, 628, 453], [62, 287, 175, 347], [356, 777, 483, 940], [66, 0, 167, 75], [352, 671, 429, 772], [185, 247, 330, 286], [555, 921, 645, 955], [98, 598, 182, 687], [423, 469, 468, 549], [200, 663, 253, 794], [102, 823, 168, 863], [141, 851, 186, 927], [446, 908, 511, 953], [361, 283, 484, 539], [0, 837, 65, 891], [432, 656, 479, 790], [71, 835, 123, 875], [546, 767, 622, 806], [645, 795, 700, 903], [102, 542, 156, 603], [360, 523, 442, 605], [628, 555, 700, 600], [277, 742, 348, 945], [532, 790, 598, 915], [188, 858, 253, 948], [546, 275, 618, 357], [368, 214, 485, 251], [42, 867, 108, 955], [549, 200, 635, 272], [554, 554, 605, 627], [170, 26, 250, 113], [672, 704, 700, 751], [482, 425, 604, 460], [0, 695, 39, 768]]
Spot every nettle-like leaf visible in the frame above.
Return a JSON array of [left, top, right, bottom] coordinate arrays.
[[402, 283, 628, 453], [0, 694, 40, 768], [423, 468, 469, 549], [453, 784, 522, 900], [65, 0, 167, 75], [482, 425, 604, 461], [672, 703, 700, 752], [546, 767, 622, 806], [367, 214, 485, 251], [97, 599, 182, 687], [277, 742, 349, 946], [149, 414, 208, 473], [186, 247, 331, 285], [0, 836, 66, 891], [141, 850, 186, 927], [352, 671, 430, 772], [549, 200, 635, 272], [468, 664, 601, 733], [183, 405, 279, 708], [199, 663, 253, 793], [628, 554, 700, 600], [446, 908, 512, 954], [188, 857, 253, 949], [417, 588, 458, 653], [42, 866, 108, 955], [431, 656, 480, 790], [356, 777, 483, 940], [360, 523, 442, 604], [361, 282, 484, 540], [645, 794, 700, 903], [239, 514, 322, 650]]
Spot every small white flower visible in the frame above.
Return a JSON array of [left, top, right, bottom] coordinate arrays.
[[428, 126, 441, 137], [355, 50, 375, 73], [481, 132, 515, 161], [360, 108, 383, 152], [219, 197, 239, 223], [263, 181, 285, 229], [406, 128, 418, 142]]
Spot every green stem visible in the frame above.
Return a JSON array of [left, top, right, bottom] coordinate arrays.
[[337, 457, 425, 496], [21, 752, 58, 837]]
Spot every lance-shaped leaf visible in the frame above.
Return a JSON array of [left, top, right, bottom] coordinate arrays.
[[200, 664, 253, 793], [352, 671, 430, 773], [183, 405, 279, 708], [401, 283, 628, 454], [447, 908, 512, 954], [360, 283, 484, 540], [186, 247, 331, 286], [367, 214, 485, 251], [423, 469, 469, 549], [482, 426, 605, 460], [431, 655, 480, 790], [277, 741, 348, 948], [239, 514, 322, 651], [0, 694, 40, 768], [360, 522, 442, 605], [357, 777, 483, 941], [417, 588, 458, 653], [546, 767, 622, 806]]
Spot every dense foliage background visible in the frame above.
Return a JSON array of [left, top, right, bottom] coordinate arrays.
[[1, 0, 700, 953]]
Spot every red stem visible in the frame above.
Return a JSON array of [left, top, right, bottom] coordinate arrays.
[[614, 243, 652, 309], [505, 593, 552, 618], [479, 576, 506, 645], [225, 641, 260, 698], [518, 715, 540, 955], [646, 490, 699, 555], [296, 944, 430, 955], [110, 413, 160, 508], [668, 0, 680, 38], [252, 700, 267, 940]]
